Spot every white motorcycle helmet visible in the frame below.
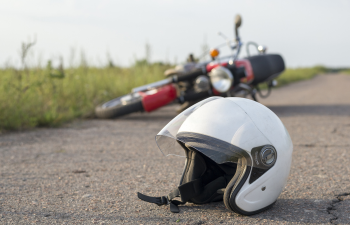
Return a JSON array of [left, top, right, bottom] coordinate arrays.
[[138, 97, 293, 215]]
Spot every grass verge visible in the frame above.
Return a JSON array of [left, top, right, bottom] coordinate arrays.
[[275, 66, 328, 87], [0, 63, 168, 131]]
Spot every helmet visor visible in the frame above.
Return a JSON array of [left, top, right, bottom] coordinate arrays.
[[155, 96, 251, 166], [177, 132, 252, 165], [155, 97, 221, 157]]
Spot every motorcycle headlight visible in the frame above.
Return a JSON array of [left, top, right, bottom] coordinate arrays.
[[209, 66, 234, 93]]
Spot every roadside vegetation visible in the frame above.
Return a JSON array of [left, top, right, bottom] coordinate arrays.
[[0, 42, 349, 131], [276, 66, 350, 87], [0, 62, 169, 131]]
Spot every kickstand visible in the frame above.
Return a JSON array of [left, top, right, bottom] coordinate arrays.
[[251, 89, 258, 102]]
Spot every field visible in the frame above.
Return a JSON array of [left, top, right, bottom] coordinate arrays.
[[0, 59, 347, 131]]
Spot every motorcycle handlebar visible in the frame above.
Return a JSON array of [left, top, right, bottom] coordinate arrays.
[[174, 68, 206, 82], [180, 90, 212, 102]]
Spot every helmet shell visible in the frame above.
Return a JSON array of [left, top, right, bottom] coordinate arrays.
[[178, 97, 293, 212]]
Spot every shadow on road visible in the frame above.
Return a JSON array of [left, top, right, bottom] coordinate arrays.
[[266, 104, 350, 117], [115, 104, 350, 121], [118, 105, 177, 121], [120, 114, 176, 121]]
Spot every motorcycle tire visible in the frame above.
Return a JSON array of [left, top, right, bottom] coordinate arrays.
[[95, 94, 144, 119]]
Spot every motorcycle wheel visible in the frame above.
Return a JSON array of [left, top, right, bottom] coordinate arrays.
[[95, 93, 143, 119]]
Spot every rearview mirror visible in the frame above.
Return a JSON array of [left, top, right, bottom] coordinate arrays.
[[235, 14, 242, 29]]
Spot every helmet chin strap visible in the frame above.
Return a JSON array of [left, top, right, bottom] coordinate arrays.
[[137, 177, 204, 213], [137, 191, 183, 213]]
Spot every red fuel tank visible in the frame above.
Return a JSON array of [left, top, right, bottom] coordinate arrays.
[[140, 84, 177, 112]]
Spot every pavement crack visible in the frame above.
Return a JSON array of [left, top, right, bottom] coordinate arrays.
[[327, 192, 350, 224]]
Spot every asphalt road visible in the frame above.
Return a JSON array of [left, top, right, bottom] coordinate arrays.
[[0, 74, 350, 224]]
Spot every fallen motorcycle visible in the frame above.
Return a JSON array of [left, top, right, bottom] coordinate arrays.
[[95, 15, 285, 119]]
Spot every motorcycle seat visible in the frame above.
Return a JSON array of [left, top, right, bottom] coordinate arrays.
[[246, 54, 285, 85]]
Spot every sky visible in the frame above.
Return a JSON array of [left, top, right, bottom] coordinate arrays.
[[1, 0, 350, 68]]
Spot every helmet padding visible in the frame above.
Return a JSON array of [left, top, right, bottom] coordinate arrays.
[[180, 144, 237, 204]]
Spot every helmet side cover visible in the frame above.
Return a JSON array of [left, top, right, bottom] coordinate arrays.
[[178, 97, 293, 212]]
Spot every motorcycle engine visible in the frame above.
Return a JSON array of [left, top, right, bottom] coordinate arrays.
[[194, 75, 210, 92]]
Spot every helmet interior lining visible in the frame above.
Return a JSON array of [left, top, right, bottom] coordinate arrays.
[[178, 141, 239, 204]]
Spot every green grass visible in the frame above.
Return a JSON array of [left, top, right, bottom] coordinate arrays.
[[0, 62, 169, 131], [274, 65, 329, 87], [340, 68, 350, 74], [0, 62, 346, 131]]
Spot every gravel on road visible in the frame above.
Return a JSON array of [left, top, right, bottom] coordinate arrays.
[[0, 74, 349, 224]]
